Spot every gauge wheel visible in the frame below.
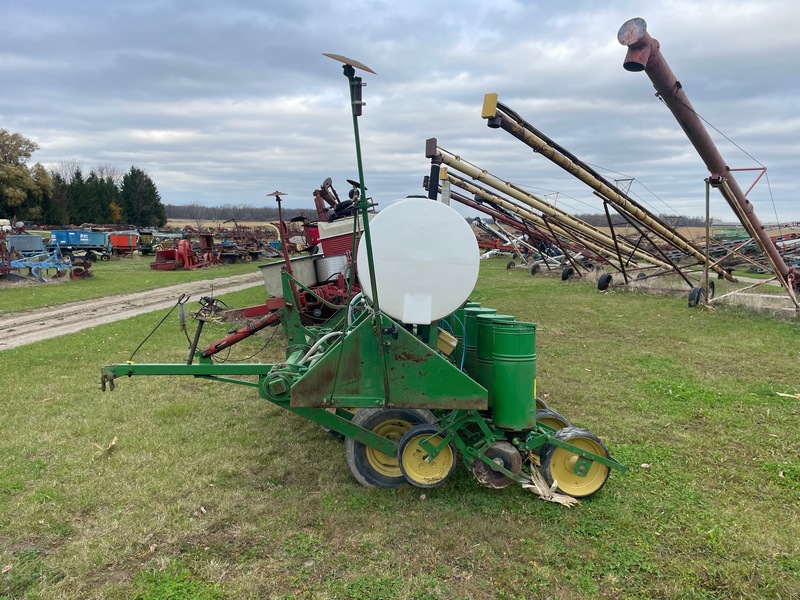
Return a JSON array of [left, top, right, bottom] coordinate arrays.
[[536, 408, 572, 430], [345, 408, 436, 488], [471, 441, 522, 489], [561, 266, 575, 281], [540, 426, 610, 498], [535, 396, 549, 410], [530, 264, 541, 276], [597, 273, 613, 291], [398, 424, 457, 488], [506, 261, 515, 270]]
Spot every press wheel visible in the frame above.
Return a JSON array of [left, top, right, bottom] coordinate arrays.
[[540, 426, 610, 498], [345, 408, 436, 488], [471, 441, 522, 489], [398, 424, 457, 488]]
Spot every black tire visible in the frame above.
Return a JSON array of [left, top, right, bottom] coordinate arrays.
[[506, 261, 515, 270], [561, 266, 575, 281], [636, 272, 647, 280], [708, 280, 715, 299], [398, 424, 457, 488], [535, 396, 549, 410], [345, 408, 436, 488], [100, 254, 110, 261], [536, 408, 572, 431], [540, 426, 610, 498], [688, 286, 705, 308], [597, 273, 613, 291], [530, 264, 541, 276], [62, 251, 74, 263]]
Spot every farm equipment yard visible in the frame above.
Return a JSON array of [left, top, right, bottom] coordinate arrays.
[[1, 21, 799, 600]]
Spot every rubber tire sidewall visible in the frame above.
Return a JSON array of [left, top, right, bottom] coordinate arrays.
[[345, 408, 436, 488]]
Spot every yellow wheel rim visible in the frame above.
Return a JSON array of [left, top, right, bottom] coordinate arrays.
[[548, 436, 609, 497], [364, 418, 412, 477], [401, 434, 455, 486], [538, 416, 569, 430]]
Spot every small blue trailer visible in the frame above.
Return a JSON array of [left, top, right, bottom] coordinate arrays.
[[46, 230, 112, 261]]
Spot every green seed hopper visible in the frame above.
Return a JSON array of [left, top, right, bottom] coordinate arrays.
[[99, 54, 626, 500]]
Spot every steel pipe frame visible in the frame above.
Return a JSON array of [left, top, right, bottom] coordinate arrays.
[[434, 181, 610, 270], [618, 17, 797, 305], [443, 173, 647, 272], [426, 141, 674, 271], [480, 94, 736, 285]]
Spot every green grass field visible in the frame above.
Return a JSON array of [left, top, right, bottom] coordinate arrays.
[[1, 259, 798, 599]]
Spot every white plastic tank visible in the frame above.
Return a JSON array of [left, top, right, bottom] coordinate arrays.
[[356, 198, 479, 324]]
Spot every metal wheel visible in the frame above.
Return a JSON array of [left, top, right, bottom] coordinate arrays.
[[471, 441, 522, 489], [536, 408, 571, 430], [540, 426, 610, 498], [70, 267, 88, 280], [345, 408, 436, 488], [398, 424, 457, 488]]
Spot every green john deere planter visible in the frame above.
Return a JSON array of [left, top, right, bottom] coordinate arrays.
[[99, 54, 626, 500]]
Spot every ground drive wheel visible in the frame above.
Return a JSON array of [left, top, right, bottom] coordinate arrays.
[[398, 424, 457, 488], [345, 408, 436, 488], [540, 426, 610, 498]]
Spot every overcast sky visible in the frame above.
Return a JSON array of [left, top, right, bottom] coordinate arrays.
[[2, 0, 799, 223]]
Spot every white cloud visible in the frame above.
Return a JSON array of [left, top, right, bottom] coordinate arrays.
[[1, 0, 798, 222]]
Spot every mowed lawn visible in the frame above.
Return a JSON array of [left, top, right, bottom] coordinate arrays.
[[1, 258, 798, 599]]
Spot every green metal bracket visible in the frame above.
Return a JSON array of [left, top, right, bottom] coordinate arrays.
[[289, 314, 488, 409]]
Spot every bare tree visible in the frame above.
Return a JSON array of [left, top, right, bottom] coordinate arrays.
[[50, 158, 82, 184], [94, 163, 123, 186]]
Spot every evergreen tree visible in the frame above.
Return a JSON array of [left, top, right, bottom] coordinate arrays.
[[120, 167, 166, 227], [46, 173, 71, 226], [68, 168, 88, 225]]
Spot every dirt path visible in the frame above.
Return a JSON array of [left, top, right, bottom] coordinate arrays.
[[0, 272, 265, 351]]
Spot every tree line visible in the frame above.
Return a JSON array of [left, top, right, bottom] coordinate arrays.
[[165, 203, 308, 224], [0, 129, 166, 228], [570, 212, 714, 228]]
